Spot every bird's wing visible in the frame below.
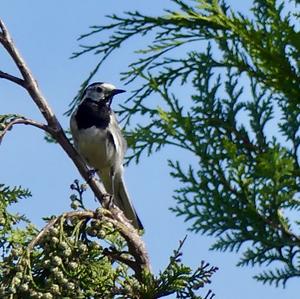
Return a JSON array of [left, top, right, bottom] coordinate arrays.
[[70, 112, 79, 146], [109, 112, 127, 160]]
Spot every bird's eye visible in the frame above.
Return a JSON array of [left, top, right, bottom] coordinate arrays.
[[96, 87, 102, 93]]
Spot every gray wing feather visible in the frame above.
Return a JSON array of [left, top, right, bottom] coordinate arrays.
[[70, 113, 79, 146]]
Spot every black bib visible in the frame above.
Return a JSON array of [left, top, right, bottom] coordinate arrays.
[[75, 98, 110, 129]]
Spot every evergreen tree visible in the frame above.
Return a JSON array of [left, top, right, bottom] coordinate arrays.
[[71, 0, 300, 287]]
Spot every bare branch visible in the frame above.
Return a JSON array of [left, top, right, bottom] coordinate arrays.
[[0, 18, 105, 204], [0, 70, 26, 87], [103, 247, 138, 272], [0, 19, 9, 38], [0, 117, 54, 144], [101, 206, 151, 276]]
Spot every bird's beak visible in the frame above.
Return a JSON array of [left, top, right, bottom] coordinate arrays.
[[107, 89, 126, 107], [112, 89, 126, 96]]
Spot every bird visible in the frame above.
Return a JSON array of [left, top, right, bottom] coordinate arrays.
[[70, 82, 143, 230]]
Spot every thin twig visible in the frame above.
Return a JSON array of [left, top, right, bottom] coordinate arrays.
[[0, 117, 54, 144], [0, 19, 8, 38], [0, 70, 26, 87]]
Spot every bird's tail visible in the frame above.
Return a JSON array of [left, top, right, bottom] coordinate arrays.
[[114, 176, 143, 230]]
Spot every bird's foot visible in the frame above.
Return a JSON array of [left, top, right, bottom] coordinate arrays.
[[107, 194, 114, 209], [101, 193, 114, 209], [87, 168, 98, 183]]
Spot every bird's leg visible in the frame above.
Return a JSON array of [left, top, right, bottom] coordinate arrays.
[[109, 168, 115, 208]]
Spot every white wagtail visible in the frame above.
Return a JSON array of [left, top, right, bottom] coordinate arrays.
[[70, 82, 143, 230]]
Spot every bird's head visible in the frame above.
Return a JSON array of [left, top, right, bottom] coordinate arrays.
[[82, 82, 125, 107]]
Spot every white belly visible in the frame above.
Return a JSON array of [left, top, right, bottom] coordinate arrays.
[[76, 126, 116, 170]]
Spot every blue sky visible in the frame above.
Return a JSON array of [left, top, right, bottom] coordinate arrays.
[[0, 1, 298, 298]]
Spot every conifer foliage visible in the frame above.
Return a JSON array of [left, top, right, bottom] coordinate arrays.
[[72, 0, 300, 287]]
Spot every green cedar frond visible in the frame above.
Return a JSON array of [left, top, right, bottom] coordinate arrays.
[[73, 0, 300, 287]]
